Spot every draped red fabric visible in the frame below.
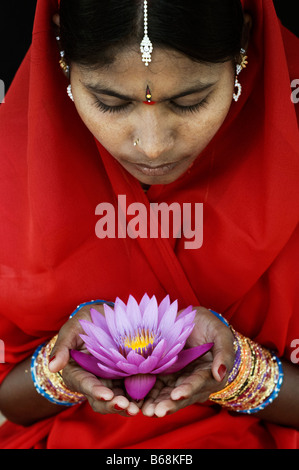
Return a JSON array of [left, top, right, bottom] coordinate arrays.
[[0, 0, 298, 449]]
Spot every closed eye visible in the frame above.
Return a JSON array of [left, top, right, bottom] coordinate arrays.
[[93, 95, 210, 115], [93, 99, 132, 114], [170, 97, 210, 114]]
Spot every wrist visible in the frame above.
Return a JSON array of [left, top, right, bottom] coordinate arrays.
[[31, 335, 86, 407], [208, 311, 284, 414], [69, 299, 115, 319]]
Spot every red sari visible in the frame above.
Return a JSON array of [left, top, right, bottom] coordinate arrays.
[[0, 0, 298, 449]]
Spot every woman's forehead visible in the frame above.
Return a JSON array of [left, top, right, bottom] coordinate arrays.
[[76, 48, 226, 89]]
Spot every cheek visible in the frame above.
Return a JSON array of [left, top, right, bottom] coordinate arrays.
[[182, 105, 231, 151], [74, 102, 128, 147]]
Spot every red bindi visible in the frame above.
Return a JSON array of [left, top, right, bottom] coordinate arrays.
[[143, 85, 156, 105]]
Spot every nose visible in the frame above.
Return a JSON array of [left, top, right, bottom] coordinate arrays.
[[134, 109, 174, 161]]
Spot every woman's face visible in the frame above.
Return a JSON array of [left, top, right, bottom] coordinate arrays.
[[70, 48, 235, 185]]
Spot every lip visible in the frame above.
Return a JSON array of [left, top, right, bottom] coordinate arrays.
[[132, 161, 180, 176], [124, 155, 194, 177]]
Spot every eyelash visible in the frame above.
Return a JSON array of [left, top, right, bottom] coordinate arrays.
[[93, 97, 209, 115]]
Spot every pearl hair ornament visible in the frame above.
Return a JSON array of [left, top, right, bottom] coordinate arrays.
[[140, 0, 153, 66]]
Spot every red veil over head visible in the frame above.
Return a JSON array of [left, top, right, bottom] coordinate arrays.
[[0, 0, 298, 449]]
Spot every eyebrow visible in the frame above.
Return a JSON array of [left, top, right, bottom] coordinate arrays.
[[83, 81, 217, 102]]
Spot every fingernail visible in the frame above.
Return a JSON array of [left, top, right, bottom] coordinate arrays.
[[176, 395, 187, 401], [48, 355, 56, 364], [114, 404, 124, 411], [218, 364, 227, 381]]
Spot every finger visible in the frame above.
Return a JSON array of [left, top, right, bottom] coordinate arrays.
[[48, 322, 83, 373], [210, 329, 235, 383], [170, 370, 208, 401], [154, 399, 175, 418], [64, 364, 114, 402], [107, 393, 140, 416], [142, 380, 166, 416]]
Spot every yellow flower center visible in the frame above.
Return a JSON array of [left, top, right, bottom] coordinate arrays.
[[124, 329, 155, 353]]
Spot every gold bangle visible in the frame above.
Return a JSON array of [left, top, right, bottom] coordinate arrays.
[[209, 330, 282, 414], [31, 335, 86, 406]]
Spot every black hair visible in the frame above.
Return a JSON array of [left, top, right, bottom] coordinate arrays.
[[59, 0, 244, 68]]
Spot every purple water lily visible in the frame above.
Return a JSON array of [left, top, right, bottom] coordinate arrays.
[[71, 294, 213, 400]]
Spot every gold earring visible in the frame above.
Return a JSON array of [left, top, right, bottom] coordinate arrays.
[[240, 48, 249, 71], [233, 48, 248, 102], [56, 36, 70, 74]]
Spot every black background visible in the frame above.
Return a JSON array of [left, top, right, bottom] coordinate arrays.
[[0, 1, 298, 92]]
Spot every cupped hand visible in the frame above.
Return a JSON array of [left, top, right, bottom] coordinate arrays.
[[48, 304, 141, 417], [142, 307, 235, 417]]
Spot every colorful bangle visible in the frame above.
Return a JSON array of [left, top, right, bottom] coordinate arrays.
[[69, 299, 115, 319], [208, 311, 284, 415], [31, 300, 115, 406], [31, 335, 86, 406], [209, 310, 230, 328]]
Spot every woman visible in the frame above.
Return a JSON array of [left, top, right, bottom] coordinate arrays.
[[0, 0, 298, 449]]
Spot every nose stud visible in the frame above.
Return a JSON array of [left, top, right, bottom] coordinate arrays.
[[134, 138, 140, 147]]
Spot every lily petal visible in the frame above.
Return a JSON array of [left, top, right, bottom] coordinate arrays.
[[155, 343, 184, 368], [103, 304, 118, 339], [157, 295, 170, 323], [127, 350, 146, 366], [108, 347, 130, 363], [70, 350, 123, 379], [114, 302, 133, 337], [158, 300, 178, 333], [114, 297, 127, 312], [96, 362, 128, 378], [116, 361, 139, 374], [177, 305, 194, 319], [138, 293, 151, 314], [161, 343, 214, 375], [85, 346, 120, 370], [151, 339, 167, 361], [90, 308, 110, 333], [162, 320, 185, 352], [152, 355, 178, 374], [138, 355, 159, 374], [79, 333, 99, 351], [80, 320, 115, 350], [176, 324, 195, 345], [142, 295, 158, 331], [179, 310, 197, 327], [70, 350, 101, 376], [124, 374, 157, 400], [126, 295, 142, 327]]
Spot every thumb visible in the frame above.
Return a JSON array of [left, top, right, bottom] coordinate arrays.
[[48, 339, 70, 373], [211, 333, 235, 383], [48, 327, 80, 373]]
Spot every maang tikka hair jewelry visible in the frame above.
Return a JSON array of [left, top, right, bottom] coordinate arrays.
[[233, 48, 248, 102], [140, 0, 153, 66]]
